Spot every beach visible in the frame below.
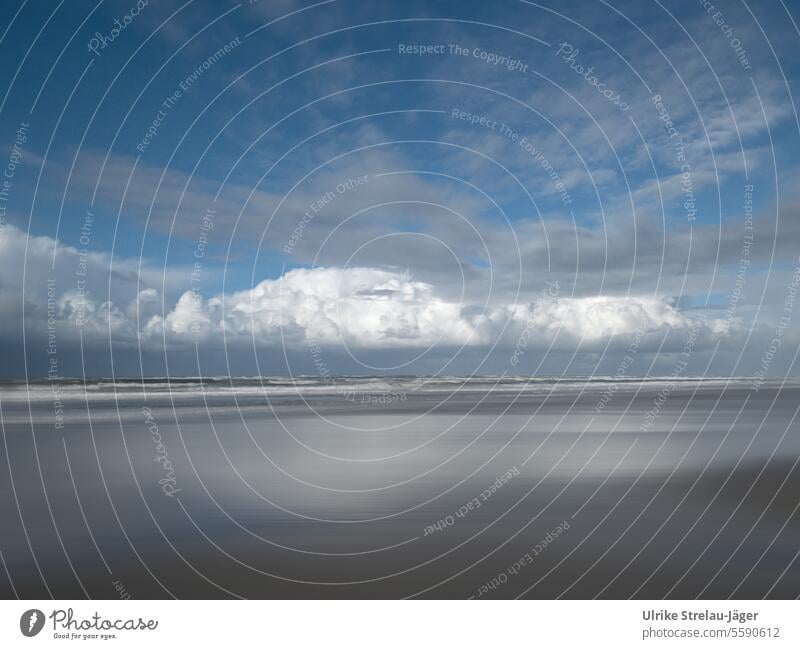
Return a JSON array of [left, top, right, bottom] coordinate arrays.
[[1, 377, 799, 598]]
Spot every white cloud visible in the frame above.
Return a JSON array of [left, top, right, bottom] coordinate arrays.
[[0, 223, 179, 340], [509, 294, 690, 341], [0, 223, 731, 353], [144, 266, 478, 347], [146, 266, 727, 349]]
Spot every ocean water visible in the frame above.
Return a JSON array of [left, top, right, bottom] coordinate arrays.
[[1, 376, 799, 598]]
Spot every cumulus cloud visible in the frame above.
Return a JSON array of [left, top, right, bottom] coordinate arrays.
[[509, 294, 691, 341], [144, 267, 478, 347], [145, 266, 728, 349], [0, 223, 180, 342], [1, 223, 731, 355]]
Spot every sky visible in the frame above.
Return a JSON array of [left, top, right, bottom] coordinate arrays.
[[0, 0, 799, 378]]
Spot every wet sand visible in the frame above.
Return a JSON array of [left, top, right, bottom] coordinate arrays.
[[1, 379, 799, 598]]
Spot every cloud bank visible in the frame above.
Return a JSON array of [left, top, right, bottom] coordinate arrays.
[[0, 223, 732, 363]]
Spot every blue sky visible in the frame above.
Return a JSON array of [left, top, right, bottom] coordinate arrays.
[[1, 0, 799, 377]]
